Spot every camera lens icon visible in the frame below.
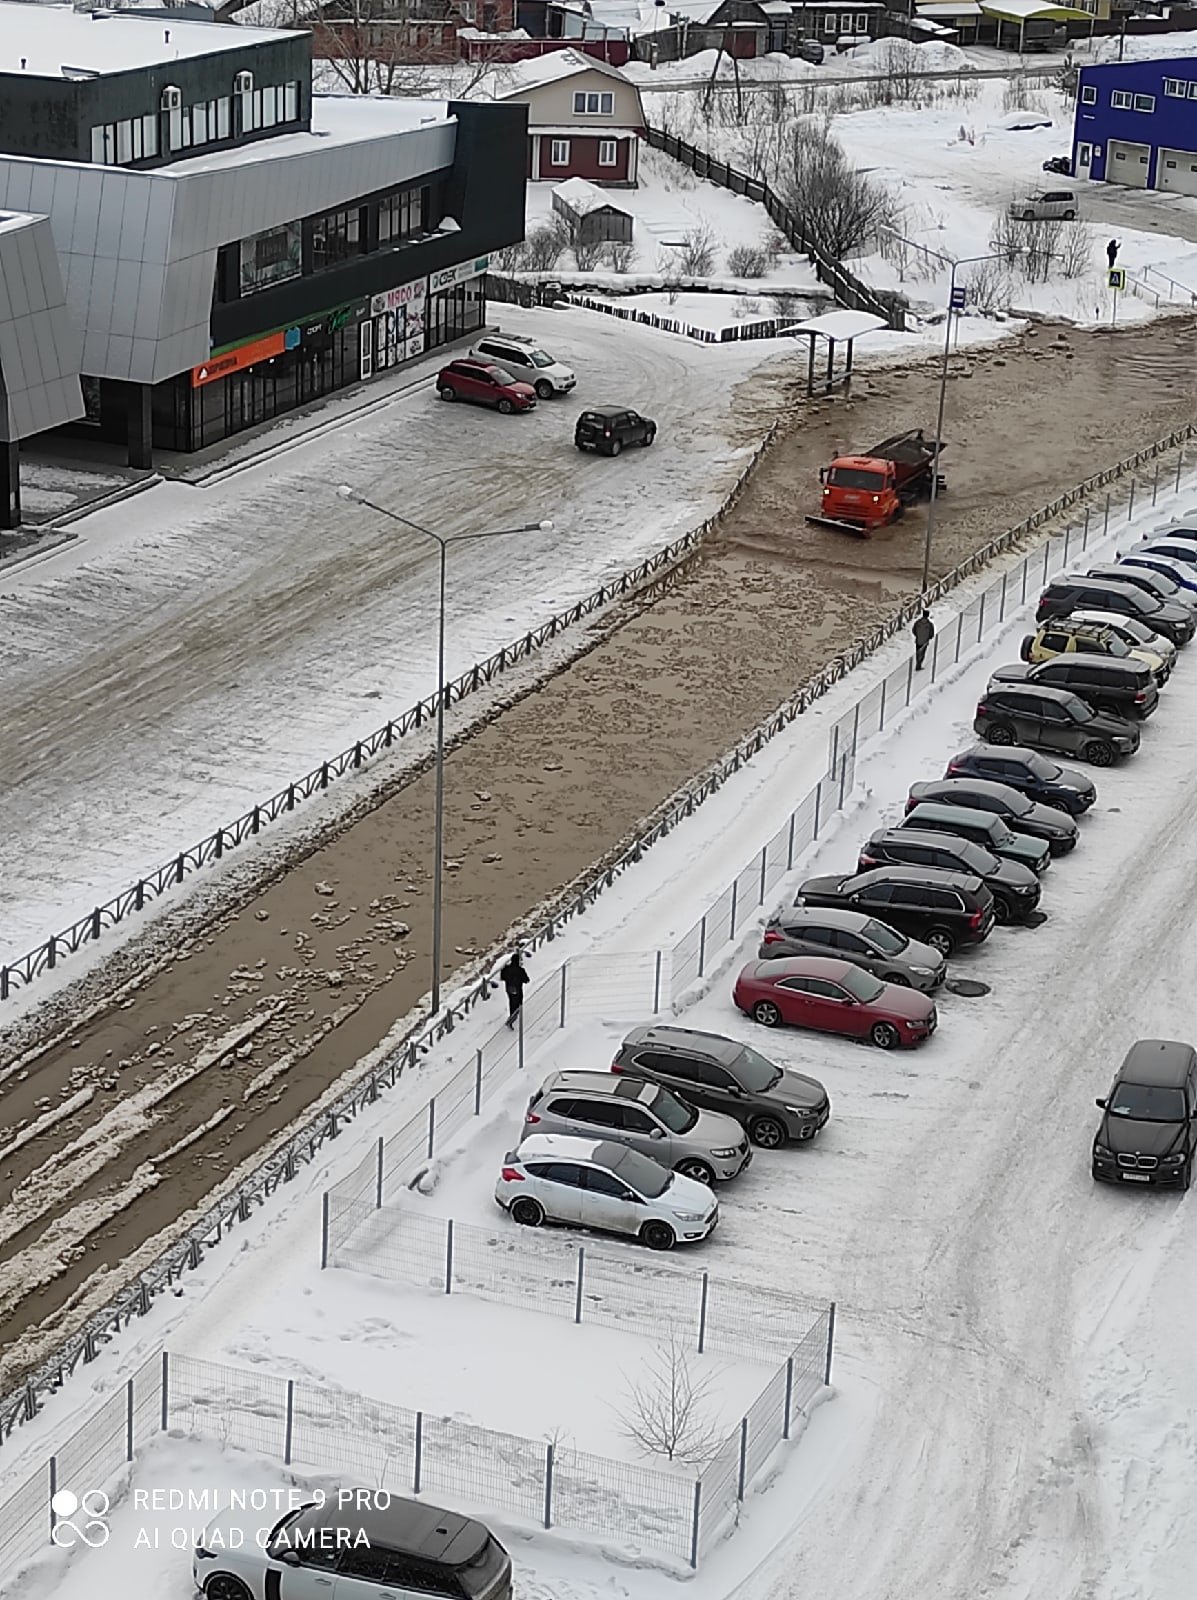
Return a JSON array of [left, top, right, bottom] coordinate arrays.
[[51, 1489, 111, 1548]]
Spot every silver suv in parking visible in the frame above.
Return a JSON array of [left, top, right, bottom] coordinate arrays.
[[524, 1070, 751, 1184]]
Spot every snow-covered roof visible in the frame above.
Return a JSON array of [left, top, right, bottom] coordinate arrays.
[[0, 0, 296, 78], [552, 175, 628, 214], [918, 0, 981, 13], [163, 94, 450, 173], [484, 47, 631, 97], [980, 0, 1087, 16], [786, 309, 887, 341], [758, 1, 793, 13]]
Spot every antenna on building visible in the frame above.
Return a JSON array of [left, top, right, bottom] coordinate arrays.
[[165, 28, 171, 41]]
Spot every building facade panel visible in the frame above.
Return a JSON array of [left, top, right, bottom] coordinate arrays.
[[1073, 57, 1197, 186], [0, 213, 85, 442]]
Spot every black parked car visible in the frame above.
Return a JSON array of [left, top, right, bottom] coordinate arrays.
[[574, 406, 656, 457], [906, 777, 1079, 855], [945, 746, 1096, 815], [794, 865, 995, 958], [1043, 155, 1072, 175], [857, 829, 1040, 923], [989, 653, 1158, 720], [1036, 575, 1195, 647], [974, 683, 1140, 767]]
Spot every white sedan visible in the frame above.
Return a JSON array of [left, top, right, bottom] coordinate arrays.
[[494, 1133, 717, 1250]]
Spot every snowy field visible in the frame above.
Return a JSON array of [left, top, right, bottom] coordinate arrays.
[[8, 468, 1197, 1598]]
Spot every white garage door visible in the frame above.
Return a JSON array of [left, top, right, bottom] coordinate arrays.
[[1107, 139, 1151, 189], [1157, 147, 1197, 197]]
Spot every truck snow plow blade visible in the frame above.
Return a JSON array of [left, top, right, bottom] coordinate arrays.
[[804, 513, 876, 537]]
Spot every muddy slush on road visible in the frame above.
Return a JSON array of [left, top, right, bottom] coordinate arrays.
[[1, 314, 1195, 1393]]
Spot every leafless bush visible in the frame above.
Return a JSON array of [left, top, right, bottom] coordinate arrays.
[[726, 243, 771, 278], [571, 233, 603, 272], [962, 253, 1010, 311], [784, 120, 898, 260], [522, 220, 568, 273], [618, 1335, 726, 1466], [601, 239, 635, 273], [867, 40, 922, 106], [1001, 73, 1047, 115], [989, 212, 1056, 284], [1056, 219, 1093, 279], [490, 240, 528, 273], [678, 224, 718, 276]]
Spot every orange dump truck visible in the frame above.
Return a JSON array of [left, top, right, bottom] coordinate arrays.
[[807, 429, 944, 536]]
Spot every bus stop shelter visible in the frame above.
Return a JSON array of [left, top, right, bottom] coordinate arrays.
[[782, 308, 887, 398]]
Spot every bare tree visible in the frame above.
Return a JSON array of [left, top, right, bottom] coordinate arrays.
[[1055, 219, 1093, 279], [490, 240, 528, 273], [572, 233, 603, 272], [677, 224, 717, 276], [989, 212, 1056, 284], [783, 120, 897, 260], [522, 220, 569, 273], [618, 1335, 727, 1466], [601, 239, 635, 273]]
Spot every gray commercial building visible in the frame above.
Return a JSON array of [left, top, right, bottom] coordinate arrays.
[[0, 2, 528, 525]]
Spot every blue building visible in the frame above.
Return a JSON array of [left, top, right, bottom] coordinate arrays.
[[1073, 57, 1197, 195]]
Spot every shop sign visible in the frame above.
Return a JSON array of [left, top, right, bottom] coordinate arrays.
[[192, 330, 286, 388], [371, 278, 428, 315], [428, 255, 490, 294]]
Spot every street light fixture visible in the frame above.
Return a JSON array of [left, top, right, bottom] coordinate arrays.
[[337, 485, 553, 1014]]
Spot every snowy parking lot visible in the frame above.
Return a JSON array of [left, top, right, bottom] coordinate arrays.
[[0, 308, 784, 965], [9, 471, 1197, 1599]]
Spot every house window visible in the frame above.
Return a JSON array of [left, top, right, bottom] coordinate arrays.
[[459, 0, 476, 17], [572, 91, 614, 115], [598, 139, 618, 166], [822, 14, 836, 34], [550, 139, 570, 165], [854, 11, 868, 28], [311, 207, 363, 271], [1080, 84, 1096, 104], [1110, 90, 1132, 109], [90, 114, 159, 166], [1133, 93, 1155, 112], [378, 186, 427, 242], [1163, 78, 1186, 97]]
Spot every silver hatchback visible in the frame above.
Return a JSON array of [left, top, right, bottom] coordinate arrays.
[[524, 1070, 752, 1184]]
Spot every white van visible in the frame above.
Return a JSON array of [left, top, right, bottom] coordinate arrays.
[[1008, 189, 1078, 221]]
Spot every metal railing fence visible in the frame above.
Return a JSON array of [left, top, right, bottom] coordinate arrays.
[[1, 426, 1188, 1461]]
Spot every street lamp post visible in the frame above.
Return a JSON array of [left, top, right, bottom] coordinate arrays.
[[920, 250, 1008, 594], [338, 486, 553, 1015]]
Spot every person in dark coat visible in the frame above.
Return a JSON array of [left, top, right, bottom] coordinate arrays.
[[912, 610, 935, 670], [1106, 239, 1120, 272], [500, 949, 530, 1028]]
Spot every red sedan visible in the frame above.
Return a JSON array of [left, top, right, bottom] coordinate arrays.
[[732, 956, 936, 1050]]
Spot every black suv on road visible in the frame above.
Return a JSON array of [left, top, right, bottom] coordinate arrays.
[[907, 777, 1079, 854], [990, 653, 1158, 720], [794, 865, 994, 958], [575, 407, 656, 456], [1036, 575, 1195, 647], [857, 829, 1040, 924], [611, 1026, 828, 1149], [973, 684, 1139, 767], [945, 746, 1096, 815]]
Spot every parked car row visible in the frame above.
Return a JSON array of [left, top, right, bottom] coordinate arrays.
[[434, 331, 657, 456]]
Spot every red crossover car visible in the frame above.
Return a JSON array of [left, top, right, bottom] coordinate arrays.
[[732, 955, 937, 1050], [437, 359, 537, 413]]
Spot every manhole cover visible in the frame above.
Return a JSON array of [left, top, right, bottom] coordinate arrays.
[[946, 978, 990, 998]]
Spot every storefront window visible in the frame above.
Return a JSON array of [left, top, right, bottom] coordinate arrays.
[[310, 207, 363, 273]]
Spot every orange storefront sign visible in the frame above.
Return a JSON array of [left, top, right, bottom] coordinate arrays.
[[191, 330, 287, 388]]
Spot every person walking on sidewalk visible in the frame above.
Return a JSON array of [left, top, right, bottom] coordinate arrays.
[[913, 610, 935, 671], [500, 949, 530, 1029]]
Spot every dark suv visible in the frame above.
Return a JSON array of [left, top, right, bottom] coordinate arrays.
[[574, 407, 656, 456], [794, 865, 994, 957], [1036, 575, 1195, 646], [990, 653, 1158, 719], [611, 1025, 828, 1149], [945, 746, 1096, 815], [1093, 1039, 1197, 1190], [973, 683, 1139, 767], [857, 829, 1040, 923], [906, 777, 1079, 855]]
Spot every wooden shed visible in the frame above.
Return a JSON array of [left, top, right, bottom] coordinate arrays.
[[551, 178, 634, 245]]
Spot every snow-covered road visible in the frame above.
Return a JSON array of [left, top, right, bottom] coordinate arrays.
[[9, 487, 1197, 1600], [0, 309, 782, 964]]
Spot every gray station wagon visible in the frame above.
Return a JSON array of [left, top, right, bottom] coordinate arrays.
[[759, 905, 947, 993], [524, 1069, 751, 1184]]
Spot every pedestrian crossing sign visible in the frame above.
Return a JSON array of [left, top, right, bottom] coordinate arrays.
[[1108, 268, 1126, 290]]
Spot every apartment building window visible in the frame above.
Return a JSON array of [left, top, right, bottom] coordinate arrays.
[[1164, 78, 1187, 97], [1133, 93, 1155, 112], [550, 139, 570, 165], [1080, 84, 1096, 104], [378, 186, 427, 243], [597, 140, 617, 166], [1111, 90, 1132, 109], [572, 91, 614, 114], [311, 206, 363, 271], [1190, 82, 1197, 99], [91, 114, 158, 166]]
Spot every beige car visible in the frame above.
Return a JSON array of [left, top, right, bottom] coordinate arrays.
[[1020, 616, 1171, 684], [1008, 189, 1078, 221]]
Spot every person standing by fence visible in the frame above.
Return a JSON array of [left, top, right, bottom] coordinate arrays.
[[500, 949, 530, 1029], [912, 610, 935, 670]]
